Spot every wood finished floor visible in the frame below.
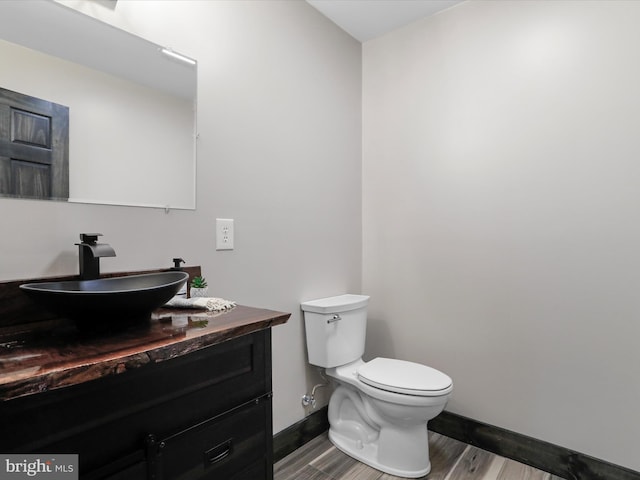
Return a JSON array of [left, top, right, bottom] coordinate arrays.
[[274, 431, 565, 480]]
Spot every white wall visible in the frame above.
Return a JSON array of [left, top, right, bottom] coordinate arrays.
[[363, 0, 640, 472], [0, 0, 362, 434]]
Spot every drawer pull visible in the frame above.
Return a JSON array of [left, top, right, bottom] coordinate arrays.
[[205, 439, 233, 467]]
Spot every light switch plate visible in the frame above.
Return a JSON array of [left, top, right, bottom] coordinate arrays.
[[216, 218, 234, 250]]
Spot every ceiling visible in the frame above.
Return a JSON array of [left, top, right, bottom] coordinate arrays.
[[305, 0, 465, 42]]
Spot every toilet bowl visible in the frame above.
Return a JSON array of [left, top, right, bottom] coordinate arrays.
[[301, 295, 453, 478]]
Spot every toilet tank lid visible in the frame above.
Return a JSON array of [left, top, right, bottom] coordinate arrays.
[[301, 294, 369, 314]]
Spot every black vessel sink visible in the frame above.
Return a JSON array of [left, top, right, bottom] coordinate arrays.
[[20, 271, 189, 325]]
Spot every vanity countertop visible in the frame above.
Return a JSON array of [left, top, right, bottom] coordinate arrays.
[[0, 305, 290, 402]]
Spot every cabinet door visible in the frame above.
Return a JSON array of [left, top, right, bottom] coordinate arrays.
[[229, 460, 268, 480], [100, 461, 146, 480], [150, 395, 272, 480], [81, 451, 147, 480]]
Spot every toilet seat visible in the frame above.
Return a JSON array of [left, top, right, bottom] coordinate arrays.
[[358, 358, 452, 397]]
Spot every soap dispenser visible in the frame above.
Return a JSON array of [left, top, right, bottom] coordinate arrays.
[[171, 258, 187, 296], [171, 258, 185, 271]]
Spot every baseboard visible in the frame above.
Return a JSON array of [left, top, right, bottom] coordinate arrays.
[[430, 411, 640, 480], [273, 406, 329, 463], [273, 407, 640, 480]]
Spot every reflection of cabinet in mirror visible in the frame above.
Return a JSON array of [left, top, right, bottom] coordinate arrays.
[[0, 87, 69, 200]]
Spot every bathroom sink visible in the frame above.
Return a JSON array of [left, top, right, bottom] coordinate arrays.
[[20, 271, 189, 326]]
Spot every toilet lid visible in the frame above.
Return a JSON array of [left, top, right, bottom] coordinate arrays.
[[357, 358, 452, 397]]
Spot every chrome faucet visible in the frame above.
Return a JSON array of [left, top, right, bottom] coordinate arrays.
[[76, 233, 116, 280]]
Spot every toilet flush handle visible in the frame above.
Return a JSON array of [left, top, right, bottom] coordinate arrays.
[[327, 314, 342, 324]]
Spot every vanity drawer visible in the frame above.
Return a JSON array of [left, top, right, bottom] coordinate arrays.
[[151, 395, 271, 480]]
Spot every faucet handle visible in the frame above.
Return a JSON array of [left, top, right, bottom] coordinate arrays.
[[79, 233, 103, 244]]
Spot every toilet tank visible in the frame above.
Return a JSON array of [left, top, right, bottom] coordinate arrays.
[[300, 294, 369, 368]]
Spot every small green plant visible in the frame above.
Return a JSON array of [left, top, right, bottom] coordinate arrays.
[[190, 276, 207, 288]]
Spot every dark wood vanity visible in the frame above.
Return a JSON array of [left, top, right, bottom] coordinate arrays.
[[0, 268, 290, 479]]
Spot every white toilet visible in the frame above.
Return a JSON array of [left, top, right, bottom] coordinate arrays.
[[301, 294, 452, 478]]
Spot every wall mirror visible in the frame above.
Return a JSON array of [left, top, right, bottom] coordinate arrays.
[[0, 0, 197, 210]]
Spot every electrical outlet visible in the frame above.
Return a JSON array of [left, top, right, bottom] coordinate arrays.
[[216, 218, 234, 250]]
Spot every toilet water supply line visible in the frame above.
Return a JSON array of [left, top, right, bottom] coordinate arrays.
[[301, 369, 329, 409]]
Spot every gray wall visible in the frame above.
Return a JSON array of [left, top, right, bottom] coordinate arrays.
[[1, 0, 362, 434], [363, 0, 640, 472]]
